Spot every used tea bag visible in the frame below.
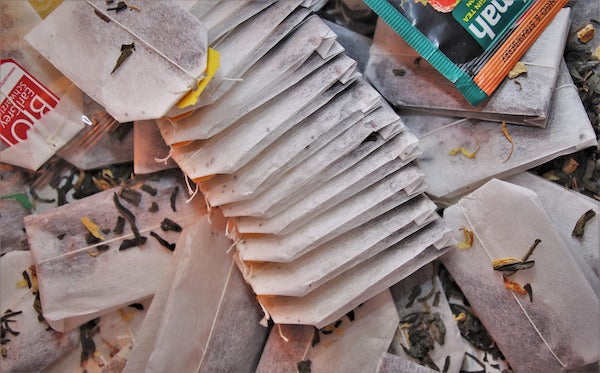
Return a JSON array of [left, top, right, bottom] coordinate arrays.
[[124, 217, 268, 373], [170, 54, 358, 179], [366, 9, 570, 127], [256, 290, 399, 373], [1, 251, 79, 372], [242, 195, 438, 297], [221, 104, 404, 218], [1, 1, 85, 171], [254, 220, 454, 327], [442, 179, 600, 372], [388, 264, 465, 373], [159, 15, 340, 143], [235, 131, 420, 235], [24, 173, 205, 332], [133, 120, 177, 175], [236, 163, 425, 263], [506, 172, 599, 291], [25, 0, 209, 122], [402, 60, 597, 202], [201, 80, 383, 206]]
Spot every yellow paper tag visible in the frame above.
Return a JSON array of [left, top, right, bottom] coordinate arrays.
[[176, 48, 220, 109], [28, 0, 63, 19]]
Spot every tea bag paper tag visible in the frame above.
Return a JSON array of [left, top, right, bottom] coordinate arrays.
[[175, 47, 220, 109]]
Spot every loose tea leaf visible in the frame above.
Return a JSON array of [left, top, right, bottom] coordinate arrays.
[[107, 1, 127, 12], [501, 121, 514, 163], [297, 359, 312, 373], [141, 184, 157, 196], [128, 303, 144, 310], [571, 209, 596, 238], [148, 202, 159, 213], [170, 186, 179, 212], [493, 261, 535, 273], [523, 284, 533, 303], [81, 216, 105, 240], [449, 304, 502, 358], [113, 193, 141, 240], [79, 319, 97, 364], [94, 9, 110, 22], [119, 188, 142, 206], [399, 312, 446, 370], [149, 231, 176, 251], [119, 237, 147, 251], [111, 43, 136, 74], [160, 218, 182, 232], [22, 271, 31, 289], [113, 216, 126, 234], [442, 355, 451, 372]]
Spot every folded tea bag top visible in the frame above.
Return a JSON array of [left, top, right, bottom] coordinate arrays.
[[442, 179, 599, 372], [25, 0, 209, 122]]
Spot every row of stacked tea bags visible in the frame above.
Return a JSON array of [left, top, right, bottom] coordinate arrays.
[[0, 0, 457, 371]]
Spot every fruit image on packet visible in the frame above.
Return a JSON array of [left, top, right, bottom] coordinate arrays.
[[364, 0, 568, 105]]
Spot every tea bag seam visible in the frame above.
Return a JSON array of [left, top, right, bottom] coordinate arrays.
[[84, 0, 202, 82], [458, 200, 568, 369], [35, 212, 203, 265]]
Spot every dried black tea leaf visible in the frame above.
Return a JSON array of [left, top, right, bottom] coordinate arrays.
[[119, 236, 147, 251], [79, 319, 97, 364], [141, 184, 158, 196], [392, 68, 406, 76], [522, 239, 541, 262], [523, 284, 533, 303], [297, 359, 312, 373], [149, 231, 175, 251], [148, 202, 159, 213], [170, 186, 179, 212], [572, 209, 596, 238], [119, 188, 142, 206], [493, 260, 535, 274], [57, 233, 66, 240], [160, 218, 182, 232], [113, 216, 126, 234], [107, 1, 127, 12], [128, 303, 144, 310], [405, 285, 421, 308], [442, 355, 450, 372], [85, 232, 102, 245], [433, 291, 441, 307], [111, 43, 135, 74], [450, 304, 502, 359], [1, 311, 22, 323], [22, 271, 31, 289], [113, 193, 141, 240], [333, 320, 342, 328], [311, 326, 320, 347], [345, 310, 355, 322], [94, 9, 110, 22]]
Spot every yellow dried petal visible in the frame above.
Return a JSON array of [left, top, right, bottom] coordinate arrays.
[[508, 61, 528, 79], [454, 312, 466, 322], [118, 308, 135, 322], [449, 144, 480, 159], [501, 121, 514, 163], [457, 226, 474, 250], [16, 280, 29, 288], [492, 257, 521, 268], [577, 24, 596, 44], [81, 216, 105, 240]]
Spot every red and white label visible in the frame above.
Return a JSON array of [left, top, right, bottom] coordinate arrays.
[[0, 59, 59, 147]]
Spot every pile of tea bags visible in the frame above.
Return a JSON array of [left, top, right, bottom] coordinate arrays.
[[149, 5, 454, 327]]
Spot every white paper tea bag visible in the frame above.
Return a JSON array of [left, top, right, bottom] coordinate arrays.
[[159, 15, 341, 143], [365, 9, 571, 127], [1, 251, 79, 372], [133, 120, 177, 175], [1, 1, 85, 171], [201, 80, 382, 206], [255, 220, 454, 327], [169, 54, 358, 179], [256, 290, 399, 373], [24, 173, 206, 332], [442, 179, 600, 372], [0, 199, 30, 255], [242, 195, 438, 297], [388, 264, 466, 373], [235, 131, 420, 235], [402, 60, 597, 201], [25, 0, 208, 122], [124, 217, 268, 373], [376, 352, 438, 373], [221, 104, 404, 218]]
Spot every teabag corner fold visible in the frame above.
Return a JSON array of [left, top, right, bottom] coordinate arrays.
[[365, 8, 571, 127], [1, 1, 85, 171], [25, 0, 209, 122], [133, 120, 177, 175], [23, 173, 206, 332], [125, 217, 268, 373], [442, 179, 600, 372], [0, 251, 79, 372], [256, 290, 398, 373], [402, 59, 597, 202]]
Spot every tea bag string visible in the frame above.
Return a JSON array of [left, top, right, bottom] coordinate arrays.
[[84, 0, 201, 82], [36, 212, 203, 265], [420, 118, 470, 138], [458, 201, 567, 369], [195, 260, 235, 373]]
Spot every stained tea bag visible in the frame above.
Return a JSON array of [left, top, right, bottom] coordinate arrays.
[[506, 172, 599, 291], [24, 173, 206, 332], [169, 54, 358, 179], [221, 104, 404, 218], [402, 60, 597, 201], [442, 179, 600, 372], [1, 1, 85, 171], [25, 0, 208, 122], [124, 217, 268, 373], [1, 251, 79, 372], [235, 131, 420, 235], [365, 9, 571, 127], [388, 264, 465, 373], [254, 220, 454, 327], [0, 198, 30, 255], [201, 80, 382, 206], [236, 163, 425, 263], [242, 195, 438, 297], [256, 290, 399, 373], [159, 15, 340, 143], [133, 120, 177, 175]]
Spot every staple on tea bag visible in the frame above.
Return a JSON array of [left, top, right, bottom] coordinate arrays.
[[169, 54, 358, 179], [402, 60, 597, 201], [365, 9, 571, 127], [125, 217, 268, 373], [25, 0, 209, 122], [256, 290, 398, 373], [235, 131, 420, 235], [133, 120, 177, 175], [201, 80, 382, 206], [24, 173, 206, 332], [243, 195, 438, 297], [1, 251, 79, 372], [442, 179, 600, 371], [255, 220, 454, 327]]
